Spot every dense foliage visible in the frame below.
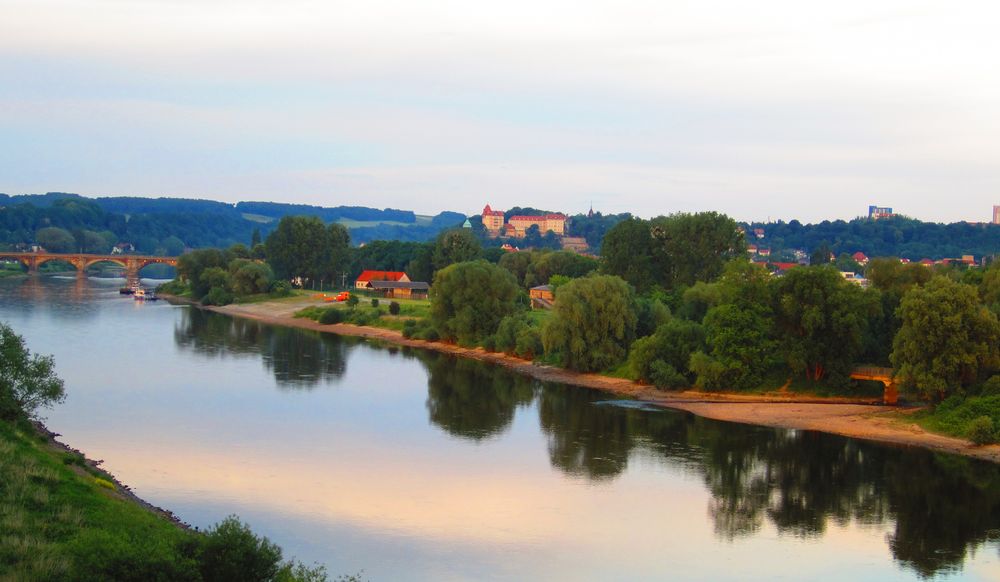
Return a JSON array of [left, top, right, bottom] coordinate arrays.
[[541, 275, 638, 372], [430, 261, 520, 345], [0, 323, 64, 421], [744, 216, 1000, 261]]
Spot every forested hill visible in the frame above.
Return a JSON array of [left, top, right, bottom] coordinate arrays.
[[745, 216, 1000, 260], [0, 193, 465, 253]]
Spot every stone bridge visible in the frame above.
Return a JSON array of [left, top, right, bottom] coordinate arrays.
[[0, 252, 178, 284], [850, 366, 898, 405]]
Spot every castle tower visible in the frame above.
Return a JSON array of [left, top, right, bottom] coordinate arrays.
[[482, 204, 505, 234]]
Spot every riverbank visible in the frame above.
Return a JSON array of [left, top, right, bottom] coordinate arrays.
[[176, 294, 1000, 464]]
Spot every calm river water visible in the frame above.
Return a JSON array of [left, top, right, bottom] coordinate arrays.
[[2, 276, 1000, 581]]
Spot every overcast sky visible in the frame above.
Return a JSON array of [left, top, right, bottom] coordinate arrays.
[[1, 0, 999, 223]]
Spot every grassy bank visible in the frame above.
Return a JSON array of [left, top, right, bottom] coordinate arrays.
[[0, 418, 334, 581], [0, 418, 195, 580], [912, 394, 1000, 445]]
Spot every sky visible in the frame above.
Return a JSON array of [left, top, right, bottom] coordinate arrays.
[[1, 0, 999, 223]]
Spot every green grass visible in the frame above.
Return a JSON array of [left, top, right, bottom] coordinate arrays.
[[0, 419, 195, 580], [912, 395, 1000, 443]]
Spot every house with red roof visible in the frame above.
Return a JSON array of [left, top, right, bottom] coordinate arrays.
[[852, 252, 869, 266], [355, 270, 410, 290]]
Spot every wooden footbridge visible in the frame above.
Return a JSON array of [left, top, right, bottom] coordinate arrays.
[[0, 252, 178, 284], [850, 366, 898, 405]]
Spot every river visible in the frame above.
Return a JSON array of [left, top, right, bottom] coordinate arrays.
[[2, 275, 999, 581]]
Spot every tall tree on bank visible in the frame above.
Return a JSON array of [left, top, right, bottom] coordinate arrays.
[[649, 212, 746, 288], [891, 276, 1000, 400], [542, 275, 638, 372], [772, 266, 877, 383], [265, 216, 350, 286], [432, 228, 482, 272], [600, 218, 657, 292], [601, 212, 744, 292], [430, 261, 520, 345]]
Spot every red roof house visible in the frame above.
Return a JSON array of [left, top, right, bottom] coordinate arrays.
[[355, 270, 410, 289]]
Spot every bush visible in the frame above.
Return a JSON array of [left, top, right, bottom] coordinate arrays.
[[514, 326, 543, 359], [968, 415, 997, 445], [371, 298, 379, 308], [269, 280, 292, 298], [202, 286, 233, 306], [980, 376, 1000, 397], [198, 516, 284, 582], [649, 360, 687, 390], [319, 308, 344, 325], [389, 301, 401, 315], [480, 335, 497, 352], [346, 295, 359, 308]]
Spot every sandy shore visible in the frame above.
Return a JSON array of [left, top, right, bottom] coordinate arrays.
[[178, 295, 1000, 464]]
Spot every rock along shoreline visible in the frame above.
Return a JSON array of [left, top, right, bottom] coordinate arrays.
[[166, 294, 1000, 464]]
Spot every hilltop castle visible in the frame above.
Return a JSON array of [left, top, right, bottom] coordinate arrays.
[[481, 204, 567, 238]]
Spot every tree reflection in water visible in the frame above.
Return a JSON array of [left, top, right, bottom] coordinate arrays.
[[174, 308, 351, 389], [417, 352, 1000, 577], [174, 310, 1000, 577], [420, 352, 536, 441]]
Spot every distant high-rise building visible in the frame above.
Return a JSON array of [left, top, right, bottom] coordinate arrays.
[[868, 205, 895, 220], [994, 205, 1000, 225]]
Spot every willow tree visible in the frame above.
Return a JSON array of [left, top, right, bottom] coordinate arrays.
[[542, 275, 637, 372], [892, 276, 1000, 400], [430, 260, 520, 345]]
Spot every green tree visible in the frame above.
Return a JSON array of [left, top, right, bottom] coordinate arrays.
[[431, 261, 520, 345], [229, 259, 274, 296], [0, 322, 65, 420], [251, 227, 262, 247], [324, 223, 352, 286], [649, 212, 746, 288], [265, 216, 329, 284], [891, 277, 1000, 400], [542, 275, 638, 372], [176, 248, 229, 299], [690, 303, 776, 391], [432, 228, 482, 272], [772, 266, 877, 382], [628, 318, 705, 388], [35, 226, 76, 253], [600, 218, 657, 292]]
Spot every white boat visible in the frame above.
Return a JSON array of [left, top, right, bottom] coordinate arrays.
[[133, 288, 146, 300]]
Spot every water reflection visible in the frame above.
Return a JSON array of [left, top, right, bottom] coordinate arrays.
[[422, 353, 535, 441], [170, 305, 1000, 578], [174, 308, 352, 389]]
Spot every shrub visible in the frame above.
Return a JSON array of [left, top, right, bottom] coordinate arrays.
[[389, 301, 401, 315], [94, 477, 116, 491], [346, 295, 359, 308], [371, 298, 379, 308], [968, 415, 997, 445], [480, 335, 497, 352], [318, 308, 344, 325], [202, 286, 233, 306], [981, 376, 1000, 397], [649, 360, 687, 390], [198, 516, 284, 582], [514, 326, 543, 359], [269, 280, 292, 298]]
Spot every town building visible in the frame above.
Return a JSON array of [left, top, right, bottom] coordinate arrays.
[[366, 280, 430, 300], [529, 284, 555, 309], [560, 236, 589, 253], [481, 204, 567, 238], [852, 252, 869, 266], [868, 205, 896, 220], [355, 270, 409, 290], [994, 205, 1000, 225]]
